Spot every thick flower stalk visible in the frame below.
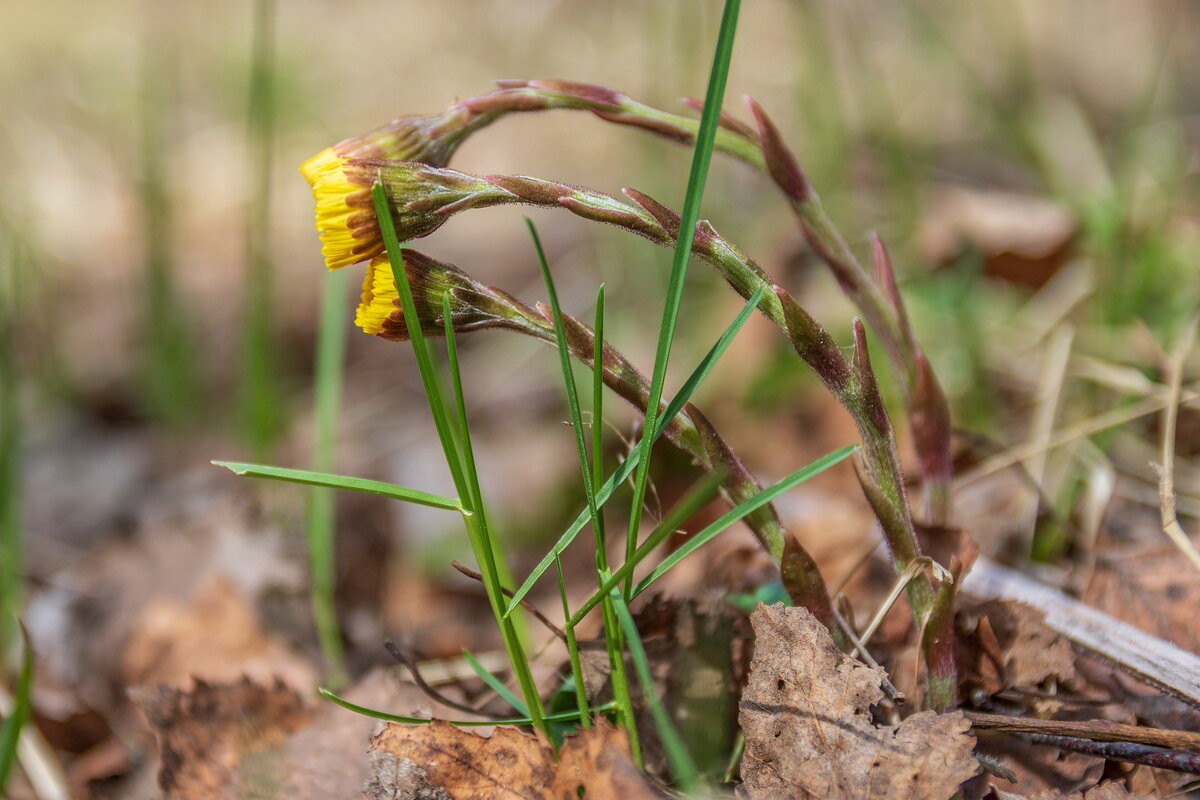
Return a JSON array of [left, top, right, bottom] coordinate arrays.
[[355, 250, 841, 635], [476, 81, 953, 523], [351, 163, 953, 705], [311, 79, 954, 524]]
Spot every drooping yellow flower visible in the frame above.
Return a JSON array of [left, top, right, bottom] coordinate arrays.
[[355, 255, 402, 337], [354, 250, 535, 341], [300, 148, 381, 270]]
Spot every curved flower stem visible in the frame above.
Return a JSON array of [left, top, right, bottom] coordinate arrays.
[[454, 81, 954, 525], [377, 249, 843, 640], [364, 168, 950, 702]]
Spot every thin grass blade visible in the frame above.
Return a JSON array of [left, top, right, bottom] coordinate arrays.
[[0, 624, 33, 793], [526, 217, 604, 548], [462, 649, 529, 716], [212, 461, 461, 511], [633, 444, 857, 597], [571, 470, 726, 626], [554, 553, 591, 728], [504, 286, 765, 614], [625, 0, 743, 598], [373, 183, 469, 499], [610, 591, 699, 790], [591, 285, 607, 554], [318, 688, 614, 727]]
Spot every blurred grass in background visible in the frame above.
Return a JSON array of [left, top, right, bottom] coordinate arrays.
[[1, 0, 1198, 643]]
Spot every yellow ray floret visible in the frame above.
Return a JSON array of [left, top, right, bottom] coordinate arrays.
[[355, 255, 402, 337], [301, 148, 382, 270]]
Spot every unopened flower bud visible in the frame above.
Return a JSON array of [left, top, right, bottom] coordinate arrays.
[[355, 251, 536, 340]]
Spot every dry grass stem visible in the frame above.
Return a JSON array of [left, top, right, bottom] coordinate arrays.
[[959, 382, 1200, 486], [0, 685, 72, 800], [1015, 324, 1075, 553], [1153, 314, 1200, 576], [856, 556, 945, 648]]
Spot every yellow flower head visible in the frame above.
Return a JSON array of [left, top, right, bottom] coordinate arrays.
[[300, 110, 486, 270], [355, 255, 404, 338], [300, 148, 381, 270], [354, 251, 536, 341]]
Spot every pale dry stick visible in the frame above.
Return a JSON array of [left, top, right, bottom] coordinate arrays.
[[1015, 324, 1075, 555], [1072, 353, 1164, 398], [1151, 314, 1200, 576], [830, 607, 904, 704], [1114, 479, 1200, 520], [855, 557, 948, 648], [1009, 261, 1095, 351], [958, 382, 1200, 487], [0, 685, 72, 800]]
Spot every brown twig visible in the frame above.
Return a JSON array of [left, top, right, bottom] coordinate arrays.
[[450, 561, 567, 642], [1018, 733, 1200, 775], [383, 640, 489, 718], [965, 711, 1200, 751]]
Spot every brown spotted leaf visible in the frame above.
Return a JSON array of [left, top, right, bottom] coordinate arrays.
[[135, 678, 313, 800], [368, 719, 656, 800], [738, 604, 978, 800], [135, 669, 439, 800]]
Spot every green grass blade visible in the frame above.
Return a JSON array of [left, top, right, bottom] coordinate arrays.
[[318, 687, 614, 727], [440, 295, 519, 594], [441, 294, 483, 514], [633, 444, 857, 598], [625, 0, 742, 598], [526, 218, 604, 550], [440, 295, 544, 728], [504, 286, 764, 615], [0, 624, 33, 793], [373, 183, 470, 501], [596, 574, 640, 765], [306, 267, 351, 689], [462, 649, 528, 716], [555, 560, 591, 729], [591, 285, 607, 558], [610, 591, 698, 790], [570, 470, 726, 627], [213, 461, 461, 510], [0, 237, 21, 656], [138, 37, 198, 429]]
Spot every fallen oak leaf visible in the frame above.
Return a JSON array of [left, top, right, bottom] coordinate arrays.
[[367, 719, 657, 800], [738, 604, 978, 800]]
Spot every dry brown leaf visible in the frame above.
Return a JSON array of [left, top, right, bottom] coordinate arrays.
[[122, 574, 316, 690], [958, 599, 1076, 697], [1026, 780, 1160, 799], [136, 667, 470, 800], [368, 719, 656, 800], [1084, 547, 1200, 655], [135, 678, 313, 800], [738, 604, 979, 800], [919, 186, 1076, 289]]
